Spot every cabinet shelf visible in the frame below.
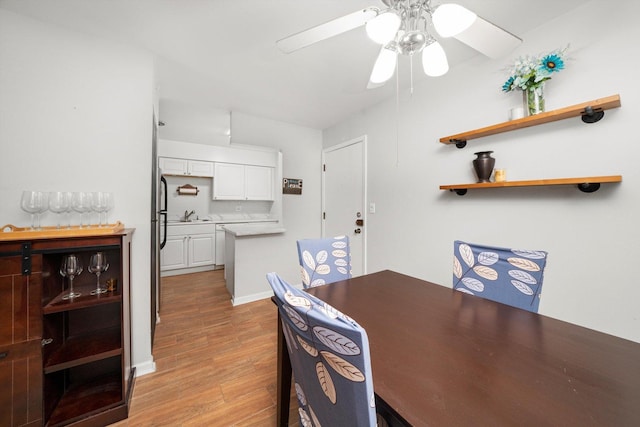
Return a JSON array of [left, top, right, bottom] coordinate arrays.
[[44, 285, 121, 314], [440, 94, 621, 148], [46, 372, 123, 427], [440, 175, 622, 195], [44, 327, 122, 374]]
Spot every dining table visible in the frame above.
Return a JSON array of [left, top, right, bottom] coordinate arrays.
[[275, 270, 640, 426]]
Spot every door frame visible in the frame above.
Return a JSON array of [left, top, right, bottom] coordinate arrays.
[[321, 135, 368, 275]]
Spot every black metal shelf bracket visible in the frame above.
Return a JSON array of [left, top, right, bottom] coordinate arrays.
[[448, 182, 604, 195], [581, 106, 605, 123], [577, 182, 601, 193], [450, 139, 467, 149]]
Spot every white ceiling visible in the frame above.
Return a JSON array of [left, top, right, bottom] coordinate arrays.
[[1, 0, 585, 130]]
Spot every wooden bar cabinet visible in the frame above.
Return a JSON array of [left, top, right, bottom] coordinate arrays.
[[0, 228, 135, 426]]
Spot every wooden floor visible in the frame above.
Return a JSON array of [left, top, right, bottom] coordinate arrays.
[[111, 269, 298, 426]]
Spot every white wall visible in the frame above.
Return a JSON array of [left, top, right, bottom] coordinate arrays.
[[324, 0, 640, 343], [231, 112, 323, 284], [0, 10, 156, 372]]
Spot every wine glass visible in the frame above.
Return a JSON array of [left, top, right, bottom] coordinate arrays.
[[103, 192, 114, 226], [20, 191, 47, 230], [20, 191, 41, 230], [49, 192, 70, 229], [64, 192, 74, 229], [71, 192, 92, 228], [88, 252, 109, 295], [36, 192, 49, 229], [91, 192, 108, 227], [60, 254, 83, 299]]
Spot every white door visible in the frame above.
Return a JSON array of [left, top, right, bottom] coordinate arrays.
[[322, 136, 367, 276]]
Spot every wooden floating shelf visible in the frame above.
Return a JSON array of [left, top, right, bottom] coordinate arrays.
[[440, 94, 621, 148], [440, 175, 622, 195]]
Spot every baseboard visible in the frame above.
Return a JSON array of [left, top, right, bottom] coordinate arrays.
[[161, 265, 216, 277], [134, 359, 157, 377], [231, 290, 273, 306]]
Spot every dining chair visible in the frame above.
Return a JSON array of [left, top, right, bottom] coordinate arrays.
[[266, 272, 378, 426], [453, 240, 548, 312], [296, 236, 351, 288]]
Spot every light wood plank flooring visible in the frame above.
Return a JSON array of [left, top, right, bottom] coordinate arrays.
[[111, 269, 298, 426]]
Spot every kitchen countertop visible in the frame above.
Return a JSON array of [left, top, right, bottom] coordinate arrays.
[[223, 223, 285, 236], [167, 218, 277, 226]]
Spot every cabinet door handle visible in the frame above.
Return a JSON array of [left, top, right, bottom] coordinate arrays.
[[0, 351, 7, 360], [42, 338, 53, 346]]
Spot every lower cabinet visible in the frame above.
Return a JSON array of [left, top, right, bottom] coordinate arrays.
[[0, 341, 43, 427], [161, 224, 215, 274], [0, 248, 43, 427], [161, 235, 189, 270], [1, 230, 135, 427]]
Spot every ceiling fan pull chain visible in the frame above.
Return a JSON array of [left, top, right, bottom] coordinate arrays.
[[410, 53, 414, 96], [395, 59, 400, 167]]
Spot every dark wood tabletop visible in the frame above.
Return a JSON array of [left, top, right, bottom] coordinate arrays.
[[276, 270, 640, 426]]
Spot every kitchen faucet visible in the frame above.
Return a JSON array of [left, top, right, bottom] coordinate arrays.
[[183, 210, 196, 221]]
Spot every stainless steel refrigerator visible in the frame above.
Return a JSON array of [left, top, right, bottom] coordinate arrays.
[[150, 115, 167, 347]]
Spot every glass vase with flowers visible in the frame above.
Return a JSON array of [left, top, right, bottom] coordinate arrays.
[[502, 46, 568, 116]]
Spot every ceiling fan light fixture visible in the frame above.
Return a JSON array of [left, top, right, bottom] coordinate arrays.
[[366, 11, 401, 44], [369, 45, 398, 84], [432, 3, 477, 38], [422, 41, 449, 77]]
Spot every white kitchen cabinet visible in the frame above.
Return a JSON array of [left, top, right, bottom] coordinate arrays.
[[189, 234, 216, 267], [213, 163, 274, 201], [161, 235, 189, 270], [161, 224, 216, 275], [188, 160, 214, 177], [213, 163, 246, 199], [246, 165, 274, 200], [159, 157, 214, 177]]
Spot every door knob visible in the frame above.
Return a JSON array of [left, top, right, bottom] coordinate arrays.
[[355, 219, 364, 226], [354, 228, 362, 234]]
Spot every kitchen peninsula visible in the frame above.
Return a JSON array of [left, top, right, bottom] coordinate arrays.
[[224, 223, 286, 305]]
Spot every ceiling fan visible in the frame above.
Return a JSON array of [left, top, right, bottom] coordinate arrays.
[[277, 0, 522, 88]]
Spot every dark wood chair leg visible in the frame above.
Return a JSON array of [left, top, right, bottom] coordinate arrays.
[[276, 310, 292, 426]]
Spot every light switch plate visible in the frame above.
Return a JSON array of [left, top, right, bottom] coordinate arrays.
[[369, 202, 376, 214]]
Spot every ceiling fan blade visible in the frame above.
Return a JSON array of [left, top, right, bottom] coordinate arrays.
[[453, 16, 522, 59], [277, 8, 378, 54]]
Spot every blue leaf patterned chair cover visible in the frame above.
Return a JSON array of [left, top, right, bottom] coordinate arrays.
[[453, 240, 548, 312], [267, 272, 377, 426], [297, 236, 351, 288]]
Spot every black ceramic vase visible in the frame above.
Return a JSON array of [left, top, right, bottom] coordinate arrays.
[[473, 151, 495, 183]]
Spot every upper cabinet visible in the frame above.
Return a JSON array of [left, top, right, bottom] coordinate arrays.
[[159, 157, 214, 177], [213, 163, 245, 200], [245, 165, 274, 200], [213, 163, 274, 201]]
